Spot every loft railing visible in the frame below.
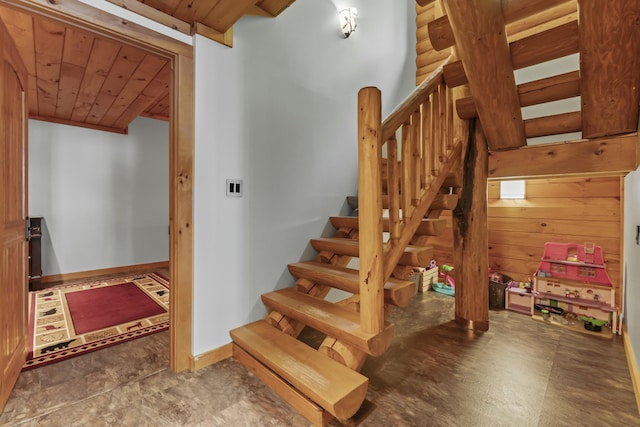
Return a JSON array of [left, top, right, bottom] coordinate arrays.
[[357, 58, 466, 334]]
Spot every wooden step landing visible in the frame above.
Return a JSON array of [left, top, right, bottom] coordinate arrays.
[[262, 288, 394, 356], [310, 237, 433, 267], [288, 261, 415, 308], [230, 320, 368, 421], [329, 216, 446, 236]]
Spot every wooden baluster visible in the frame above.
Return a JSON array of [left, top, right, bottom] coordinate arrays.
[[420, 102, 428, 191], [387, 136, 400, 243], [441, 84, 450, 161], [446, 85, 454, 153], [432, 86, 441, 176], [357, 87, 384, 335], [401, 121, 412, 221], [411, 110, 421, 205], [423, 96, 434, 188], [438, 84, 449, 162], [419, 101, 431, 190]]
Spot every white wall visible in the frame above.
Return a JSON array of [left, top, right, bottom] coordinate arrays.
[[28, 117, 169, 275], [193, 0, 416, 355], [624, 167, 640, 369]]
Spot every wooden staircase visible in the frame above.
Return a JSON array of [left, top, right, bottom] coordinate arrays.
[[229, 0, 637, 423], [228, 57, 471, 425]]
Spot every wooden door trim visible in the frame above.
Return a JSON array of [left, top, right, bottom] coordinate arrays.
[[2, 0, 195, 372], [0, 17, 29, 411]]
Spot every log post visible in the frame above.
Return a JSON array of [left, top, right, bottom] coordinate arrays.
[[442, 0, 526, 150], [451, 119, 489, 331], [357, 87, 385, 335]]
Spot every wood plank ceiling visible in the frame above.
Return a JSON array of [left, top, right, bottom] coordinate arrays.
[[0, 0, 296, 134]]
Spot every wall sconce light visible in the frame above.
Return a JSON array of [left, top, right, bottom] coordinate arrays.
[[339, 8, 357, 38]]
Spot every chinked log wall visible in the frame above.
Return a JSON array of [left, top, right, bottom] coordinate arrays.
[[427, 176, 623, 309]]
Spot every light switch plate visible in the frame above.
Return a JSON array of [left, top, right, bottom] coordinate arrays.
[[226, 179, 243, 197]]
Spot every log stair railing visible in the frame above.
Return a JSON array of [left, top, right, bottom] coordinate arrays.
[[229, 58, 468, 426]]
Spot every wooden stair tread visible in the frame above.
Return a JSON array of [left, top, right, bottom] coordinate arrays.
[[381, 193, 458, 210], [310, 237, 433, 267], [230, 320, 368, 420], [329, 216, 446, 236], [262, 288, 394, 356], [288, 261, 415, 308]]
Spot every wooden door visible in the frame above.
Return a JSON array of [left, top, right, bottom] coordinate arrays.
[[0, 18, 29, 412]]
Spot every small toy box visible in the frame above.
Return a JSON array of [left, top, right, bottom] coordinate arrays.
[[421, 267, 439, 292], [409, 267, 439, 293], [506, 287, 533, 314]]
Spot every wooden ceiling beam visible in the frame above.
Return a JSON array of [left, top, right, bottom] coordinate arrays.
[[501, 0, 572, 24], [244, 5, 273, 17], [442, 20, 578, 90], [579, 0, 640, 139], [457, 70, 581, 119], [505, 0, 577, 42], [524, 111, 581, 138], [510, 20, 578, 70], [201, 0, 257, 34], [427, 0, 576, 52], [442, 0, 526, 150], [255, 0, 296, 17], [488, 133, 638, 179], [192, 22, 233, 48]]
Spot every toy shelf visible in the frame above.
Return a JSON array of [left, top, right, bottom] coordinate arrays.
[[532, 291, 616, 312], [531, 314, 613, 339], [541, 259, 606, 269]]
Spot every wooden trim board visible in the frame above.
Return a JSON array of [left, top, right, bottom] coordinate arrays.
[[488, 134, 638, 179], [38, 261, 169, 286], [623, 323, 640, 416], [190, 343, 233, 371]]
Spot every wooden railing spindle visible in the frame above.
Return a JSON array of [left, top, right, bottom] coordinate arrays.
[[439, 82, 447, 161], [401, 121, 412, 220], [411, 110, 421, 205], [420, 102, 429, 190], [432, 86, 441, 175], [387, 136, 400, 242], [446, 85, 454, 152]]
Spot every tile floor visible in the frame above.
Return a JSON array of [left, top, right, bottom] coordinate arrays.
[[2, 290, 639, 426]]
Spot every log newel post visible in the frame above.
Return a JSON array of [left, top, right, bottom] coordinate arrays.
[[452, 119, 489, 331], [357, 87, 385, 335]]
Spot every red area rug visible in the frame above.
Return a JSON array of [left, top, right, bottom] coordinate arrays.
[[24, 272, 169, 370]]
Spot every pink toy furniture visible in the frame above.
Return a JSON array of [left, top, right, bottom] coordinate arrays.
[[532, 242, 618, 336]]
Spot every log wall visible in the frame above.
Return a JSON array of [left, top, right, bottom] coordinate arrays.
[[429, 176, 623, 307]]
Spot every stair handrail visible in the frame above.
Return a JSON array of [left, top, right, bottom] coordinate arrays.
[[358, 56, 464, 335]]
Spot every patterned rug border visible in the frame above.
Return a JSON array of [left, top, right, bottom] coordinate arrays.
[[24, 272, 169, 371]]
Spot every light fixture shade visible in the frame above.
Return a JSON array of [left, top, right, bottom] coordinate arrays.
[[339, 8, 357, 38]]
